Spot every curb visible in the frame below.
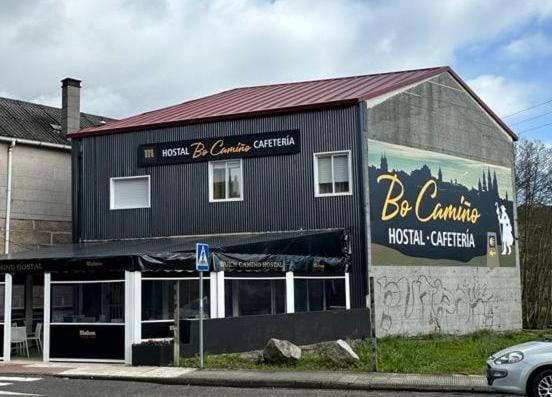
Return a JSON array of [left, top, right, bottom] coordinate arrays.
[[53, 372, 494, 393]]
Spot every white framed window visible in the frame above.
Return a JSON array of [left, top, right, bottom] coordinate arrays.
[[294, 275, 347, 312], [209, 159, 243, 202], [224, 277, 287, 317], [110, 175, 151, 210], [50, 279, 125, 324], [313, 150, 352, 197]]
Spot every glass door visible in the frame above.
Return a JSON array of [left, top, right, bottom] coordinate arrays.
[[10, 274, 44, 359]]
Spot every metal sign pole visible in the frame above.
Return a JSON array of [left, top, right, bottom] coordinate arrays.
[[195, 242, 209, 370], [173, 280, 180, 366], [369, 276, 378, 372], [199, 272, 204, 368]]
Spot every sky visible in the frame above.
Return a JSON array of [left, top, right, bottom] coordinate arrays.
[[0, 0, 551, 143]]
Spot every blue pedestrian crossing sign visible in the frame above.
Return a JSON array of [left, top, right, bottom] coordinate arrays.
[[196, 243, 209, 272]]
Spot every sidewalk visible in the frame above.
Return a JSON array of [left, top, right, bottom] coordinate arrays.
[[0, 360, 491, 393]]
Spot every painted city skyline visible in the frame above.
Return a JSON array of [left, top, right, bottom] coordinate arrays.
[[367, 140, 513, 201]]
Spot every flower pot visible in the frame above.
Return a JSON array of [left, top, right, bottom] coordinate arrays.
[[132, 342, 174, 366]]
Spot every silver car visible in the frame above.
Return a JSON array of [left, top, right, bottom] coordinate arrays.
[[487, 340, 552, 396]]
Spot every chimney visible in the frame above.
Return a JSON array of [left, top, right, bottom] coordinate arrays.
[[61, 77, 81, 134]]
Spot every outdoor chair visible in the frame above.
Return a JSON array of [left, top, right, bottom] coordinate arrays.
[[27, 323, 42, 352], [11, 326, 29, 358]]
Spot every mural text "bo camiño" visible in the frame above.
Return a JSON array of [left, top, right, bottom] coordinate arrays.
[[377, 173, 481, 224]]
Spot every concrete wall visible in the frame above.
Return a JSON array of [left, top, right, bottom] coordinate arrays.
[[0, 143, 71, 252], [365, 72, 522, 336]]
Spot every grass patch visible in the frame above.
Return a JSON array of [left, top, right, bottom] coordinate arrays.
[[181, 330, 552, 375], [376, 330, 552, 375]]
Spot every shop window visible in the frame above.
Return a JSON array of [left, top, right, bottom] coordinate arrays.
[[224, 279, 286, 317], [142, 280, 174, 321], [110, 175, 151, 210], [11, 284, 24, 324], [33, 285, 44, 309], [0, 285, 4, 322], [294, 278, 346, 312], [141, 279, 210, 321], [209, 160, 243, 202], [313, 151, 352, 196], [51, 282, 124, 323]]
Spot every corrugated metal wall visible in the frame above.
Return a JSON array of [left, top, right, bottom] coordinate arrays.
[[72, 105, 367, 307]]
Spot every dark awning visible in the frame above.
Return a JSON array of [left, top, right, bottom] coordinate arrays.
[[0, 229, 350, 274]]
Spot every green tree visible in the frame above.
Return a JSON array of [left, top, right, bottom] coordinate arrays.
[[516, 138, 552, 328]]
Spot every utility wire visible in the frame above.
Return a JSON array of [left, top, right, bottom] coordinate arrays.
[[509, 109, 552, 126], [503, 98, 552, 119], [518, 121, 552, 135]]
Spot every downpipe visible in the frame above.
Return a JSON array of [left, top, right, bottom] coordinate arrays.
[[4, 140, 15, 254]]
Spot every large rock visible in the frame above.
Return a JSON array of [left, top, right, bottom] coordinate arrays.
[[322, 339, 360, 366], [262, 338, 302, 364], [301, 340, 335, 353]]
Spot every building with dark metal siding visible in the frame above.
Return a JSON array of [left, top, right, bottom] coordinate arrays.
[[72, 105, 367, 307], [0, 66, 521, 364]]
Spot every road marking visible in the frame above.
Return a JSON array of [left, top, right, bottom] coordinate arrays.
[[0, 376, 42, 396], [0, 378, 40, 383]]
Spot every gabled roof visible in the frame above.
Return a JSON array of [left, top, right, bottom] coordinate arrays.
[[72, 66, 516, 140], [0, 97, 114, 145]]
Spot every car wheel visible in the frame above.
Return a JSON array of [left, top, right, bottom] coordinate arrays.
[[529, 368, 552, 397]]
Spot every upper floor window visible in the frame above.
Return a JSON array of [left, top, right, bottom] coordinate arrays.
[[209, 160, 243, 202], [313, 151, 352, 197], [110, 175, 151, 210]]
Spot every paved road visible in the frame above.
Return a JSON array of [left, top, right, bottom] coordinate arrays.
[[0, 375, 518, 397]]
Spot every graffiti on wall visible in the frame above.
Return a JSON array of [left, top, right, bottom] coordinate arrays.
[[376, 274, 498, 334]]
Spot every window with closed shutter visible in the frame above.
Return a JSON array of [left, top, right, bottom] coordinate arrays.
[[110, 176, 150, 210], [317, 155, 333, 194], [333, 154, 350, 193]]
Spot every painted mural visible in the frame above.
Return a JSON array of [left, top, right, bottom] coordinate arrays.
[[368, 139, 515, 267]]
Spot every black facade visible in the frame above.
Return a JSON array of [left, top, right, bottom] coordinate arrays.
[[72, 105, 367, 308], [180, 308, 371, 357]]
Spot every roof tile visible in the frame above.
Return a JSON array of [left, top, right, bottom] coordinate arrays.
[[0, 97, 115, 145]]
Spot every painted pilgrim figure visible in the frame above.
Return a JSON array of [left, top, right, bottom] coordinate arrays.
[[496, 203, 513, 255]]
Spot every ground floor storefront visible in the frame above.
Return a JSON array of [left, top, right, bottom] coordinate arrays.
[[0, 229, 359, 364]]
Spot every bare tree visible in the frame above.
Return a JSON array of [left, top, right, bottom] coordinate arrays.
[[515, 138, 552, 329]]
